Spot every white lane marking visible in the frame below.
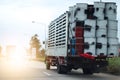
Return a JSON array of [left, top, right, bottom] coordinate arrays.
[[43, 71, 51, 76]]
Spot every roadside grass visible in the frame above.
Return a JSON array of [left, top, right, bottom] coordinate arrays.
[[107, 57, 120, 75], [35, 56, 45, 62]]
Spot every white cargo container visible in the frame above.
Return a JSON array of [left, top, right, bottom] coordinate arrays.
[[74, 8, 87, 21], [96, 37, 107, 56], [105, 2, 117, 20], [96, 37, 107, 44], [108, 29, 117, 38], [108, 38, 119, 45], [94, 2, 105, 8], [96, 28, 107, 37], [108, 44, 119, 56], [74, 3, 87, 21], [96, 44, 107, 56], [97, 20, 107, 29], [84, 28, 96, 37], [69, 3, 88, 22], [84, 37, 96, 44], [96, 20, 107, 37], [94, 8, 105, 20], [84, 37, 96, 55], [84, 19, 96, 37], [108, 20, 118, 30], [84, 19, 96, 28], [105, 2, 117, 13], [105, 14, 116, 20], [84, 44, 96, 56], [94, 2, 105, 20]]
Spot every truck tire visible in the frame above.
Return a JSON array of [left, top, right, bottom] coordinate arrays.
[[46, 62, 50, 70], [67, 67, 72, 72], [57, 64, 67, 74], [83, 68, 93, 75]]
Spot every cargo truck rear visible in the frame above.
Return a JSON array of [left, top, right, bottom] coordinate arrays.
[[45, 2, 119, 74]]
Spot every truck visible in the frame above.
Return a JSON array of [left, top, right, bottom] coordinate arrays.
[[45, 2, 119, 74]]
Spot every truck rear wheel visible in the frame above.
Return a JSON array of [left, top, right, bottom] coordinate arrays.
[[57, 64, 67, 74], [68, 68, 72, 72], [83, 68, 93, 75]]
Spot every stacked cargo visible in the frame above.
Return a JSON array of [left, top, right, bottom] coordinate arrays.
[[105, 2, 118, 56], [68, 2, 119, 56], [94, 2, 108, 56], [68, 3, 88, 56], [84, 19, 96, 55], [96, 2, 118, 56]]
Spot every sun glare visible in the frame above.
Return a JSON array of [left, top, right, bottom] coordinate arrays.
[[7, 46, 28, 67]]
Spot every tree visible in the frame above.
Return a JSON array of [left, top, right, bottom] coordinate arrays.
[[30, 34, 41, 58], [41, 48, 45, 57]]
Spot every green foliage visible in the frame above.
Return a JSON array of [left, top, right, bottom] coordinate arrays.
[[35, 57, 45, 62], [29, 34, 41, 58], [40, 48, 45, 57], [107, 57, 120, 74], [30, 34, 41, 49]]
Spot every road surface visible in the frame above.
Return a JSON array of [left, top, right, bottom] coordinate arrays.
[[0, 57, 120, 80]]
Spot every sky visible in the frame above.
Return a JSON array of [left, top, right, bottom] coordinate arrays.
[[0, 0, 120, 49]]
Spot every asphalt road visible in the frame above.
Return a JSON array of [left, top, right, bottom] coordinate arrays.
[[0, 58, 120, 80]]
